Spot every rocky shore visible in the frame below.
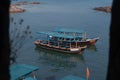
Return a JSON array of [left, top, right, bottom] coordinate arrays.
[[10, 1, 40, 13], [10, 5, 25, 13], [10, 2, 111, 14], [93, 6, 111, 13]]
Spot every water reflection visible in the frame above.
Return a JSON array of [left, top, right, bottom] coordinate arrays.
[[86, 45, 98, 52], [35, 47, 86, 69], [35, 47, 91, 80]]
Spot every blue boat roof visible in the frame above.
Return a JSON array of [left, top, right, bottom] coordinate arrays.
[[37, 31, 83, 39], [60, 75, 86, 80], [54, 28, 85, 33], [10, 64, 39, 80], [24, 77, 37, 80]]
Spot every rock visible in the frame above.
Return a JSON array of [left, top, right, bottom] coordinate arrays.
[[30, 2, 41, 4], [10, 1, 40, 13], [15, 1, 28, 6], [10, 5, 25, 13], [94, 6, 111, 13], [14, 1, 40, 6]]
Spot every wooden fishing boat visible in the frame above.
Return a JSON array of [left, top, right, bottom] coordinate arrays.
[[53, 28, 99, 45], [34, 31, 87, 54]]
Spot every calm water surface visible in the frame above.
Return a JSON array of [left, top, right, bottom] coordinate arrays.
[[10, 0, 112, 80]]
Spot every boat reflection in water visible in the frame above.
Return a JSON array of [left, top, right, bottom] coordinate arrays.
[[86, 44, 98, 52], [35, 47, 91, 80], [35, 46, 85, 69]]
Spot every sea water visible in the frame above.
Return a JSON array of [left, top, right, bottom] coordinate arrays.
[[10, 0, 112, 80]]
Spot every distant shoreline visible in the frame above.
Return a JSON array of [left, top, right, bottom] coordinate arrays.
[[93, 6, 111, 13], [10, 1, 40, 13], [10, 1, 111, 14]]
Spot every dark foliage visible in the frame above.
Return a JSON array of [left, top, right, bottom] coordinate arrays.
[[106, 0, 120, 80], [10, 17, 32, 64], [0, 0, 10, 80]]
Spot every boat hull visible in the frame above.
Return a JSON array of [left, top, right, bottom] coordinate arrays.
[[72, 37, 99, 45], [34, 41, 86, 54]]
